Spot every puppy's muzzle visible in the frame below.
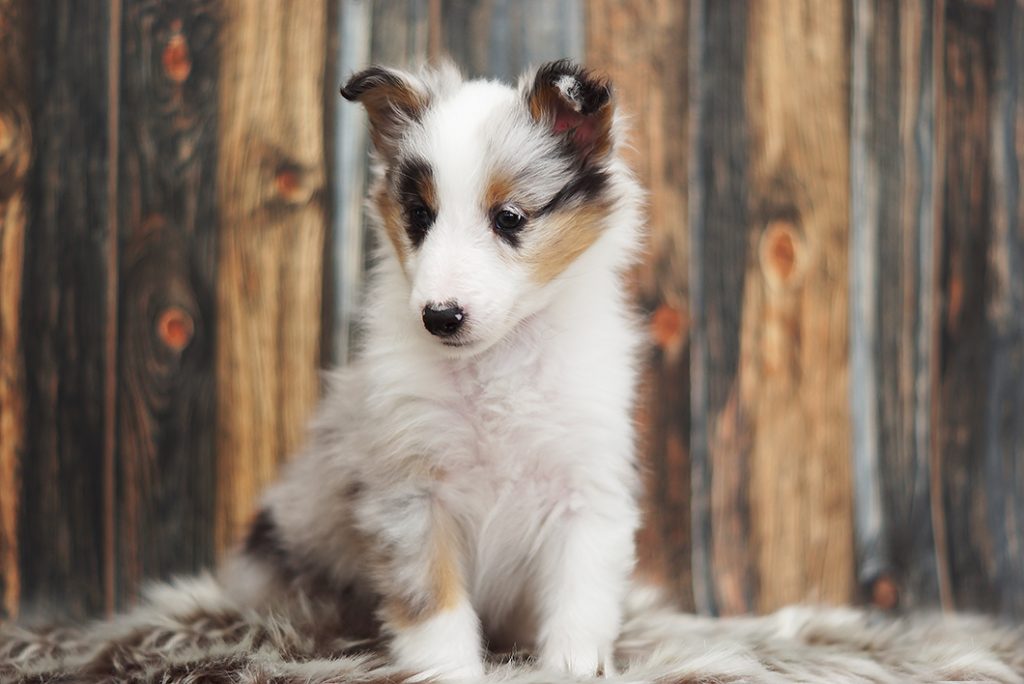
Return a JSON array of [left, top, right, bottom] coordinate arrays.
[[422, 303, 466, 338]]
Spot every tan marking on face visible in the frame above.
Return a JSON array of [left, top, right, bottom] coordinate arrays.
[[484, 173, 518, 211], [415, 170, 438, 213], [373, 183, 407, 268], [527, 202, 611, 283]]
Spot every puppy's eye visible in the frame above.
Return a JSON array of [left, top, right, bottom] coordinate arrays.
[[411, 206, 432, 227], [494, 208, 525, 234], [406, 205, 434, 245]]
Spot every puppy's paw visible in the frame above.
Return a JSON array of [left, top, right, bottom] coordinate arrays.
[[390, 601, 485, 682], [538, 635, 614, 677]]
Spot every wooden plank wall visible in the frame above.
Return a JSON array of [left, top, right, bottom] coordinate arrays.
[[0, 0, 1023, 621], [18, 0, 117, 618], [850, 0, 943, 611], [116, 0, 220, 607], [213, 0, 330, 560], [0, 0, 30, 622], [937, 0, 1024, 617], [986, 0, 1024, 617], [587, 0, 695, 612], [0, 0, 332, 619]]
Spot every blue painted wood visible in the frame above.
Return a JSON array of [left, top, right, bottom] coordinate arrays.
[[850, 0, 943, 610]]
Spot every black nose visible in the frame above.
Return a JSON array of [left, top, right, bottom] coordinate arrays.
[[422, 304, 466, 338]]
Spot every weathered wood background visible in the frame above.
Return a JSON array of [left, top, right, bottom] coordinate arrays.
[[0, 0, 1021, 621]]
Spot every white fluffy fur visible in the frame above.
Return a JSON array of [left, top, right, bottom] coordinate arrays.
[[220, 61, 645, 680], [5, 576, 1023, 683]]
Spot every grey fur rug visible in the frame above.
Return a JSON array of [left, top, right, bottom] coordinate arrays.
[[1, 575, 1022, 683]]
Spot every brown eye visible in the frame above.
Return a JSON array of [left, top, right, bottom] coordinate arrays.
[[407, 204, 434, 245], [494, 208, 525, 234]]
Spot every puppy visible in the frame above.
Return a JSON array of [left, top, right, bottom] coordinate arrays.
[[222, 59, 645, 680]]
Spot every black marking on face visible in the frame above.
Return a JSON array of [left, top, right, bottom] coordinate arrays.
[[536, 166, 610, 218], [394, 158, 437, 247]]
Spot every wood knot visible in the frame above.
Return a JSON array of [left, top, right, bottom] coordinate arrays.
[[870, 575, 899, 610], [273, 163, 313, 204], [0, 114, 10, 155], [157, 306, 194, 352], [162, 30, 191, 83], [0, 107, 31, 183], [650, 303, 688, 354], [759, 220, 803, 289]]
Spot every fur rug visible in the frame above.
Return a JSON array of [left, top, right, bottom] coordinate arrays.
[[1, 575, 1022, 683]]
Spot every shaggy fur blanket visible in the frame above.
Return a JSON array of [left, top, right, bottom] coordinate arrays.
[[1, 575, 1022, 683]]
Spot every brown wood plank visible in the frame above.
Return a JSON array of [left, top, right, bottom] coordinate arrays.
[[984, 0, 1024, 619], [938, 0, 1024, 618], [586, 0, 693, 612], [18, 0, 117, 618], [742, 0, 855, 612], [688, 0, 754, 616], [936, 0, 999, 614], [214, 0, 330, 555], [0, 0, 30, 622], [850, 0, 942, 610], [115, 0, 220, 606]]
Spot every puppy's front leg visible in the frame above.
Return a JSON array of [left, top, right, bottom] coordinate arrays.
[[535, 508, 636, 677], [360, 489, 484, 680]]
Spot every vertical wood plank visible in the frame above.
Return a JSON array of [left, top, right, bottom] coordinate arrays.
[[0, 0, 30, 621], [849, 0, 888, 601], [936, 0, 998, 613], [215, 0, 329, 554], [939, 0, 1024, 618], [850, 0, 942, 609], [688, 0, 754, 616], [743, 0, 855, 611], [320, 0, 340, 369], [115, 0, 220, 605], [586, 0, 694, 612], [371, 0, 431, 67], [102, 0, 122, 617], [18, 0, 116, 618], [332, 0, 430, 367], [439, 0, 583, 82], [985, 0, 1024, 618], [330, 0, 371, 364]]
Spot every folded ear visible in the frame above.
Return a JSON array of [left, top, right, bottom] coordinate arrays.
[[524, 60, 614, 162], [341, 66, 429, 160]]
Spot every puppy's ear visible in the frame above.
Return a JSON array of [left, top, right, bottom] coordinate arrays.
[[341, 66, 429, 160], [524, 60, 614, 162]]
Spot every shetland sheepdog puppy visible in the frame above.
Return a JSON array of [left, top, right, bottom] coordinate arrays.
[[222, 59, 645, 680]]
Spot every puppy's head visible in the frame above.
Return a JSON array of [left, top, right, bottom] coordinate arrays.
[[342, 59, 623, 356]]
